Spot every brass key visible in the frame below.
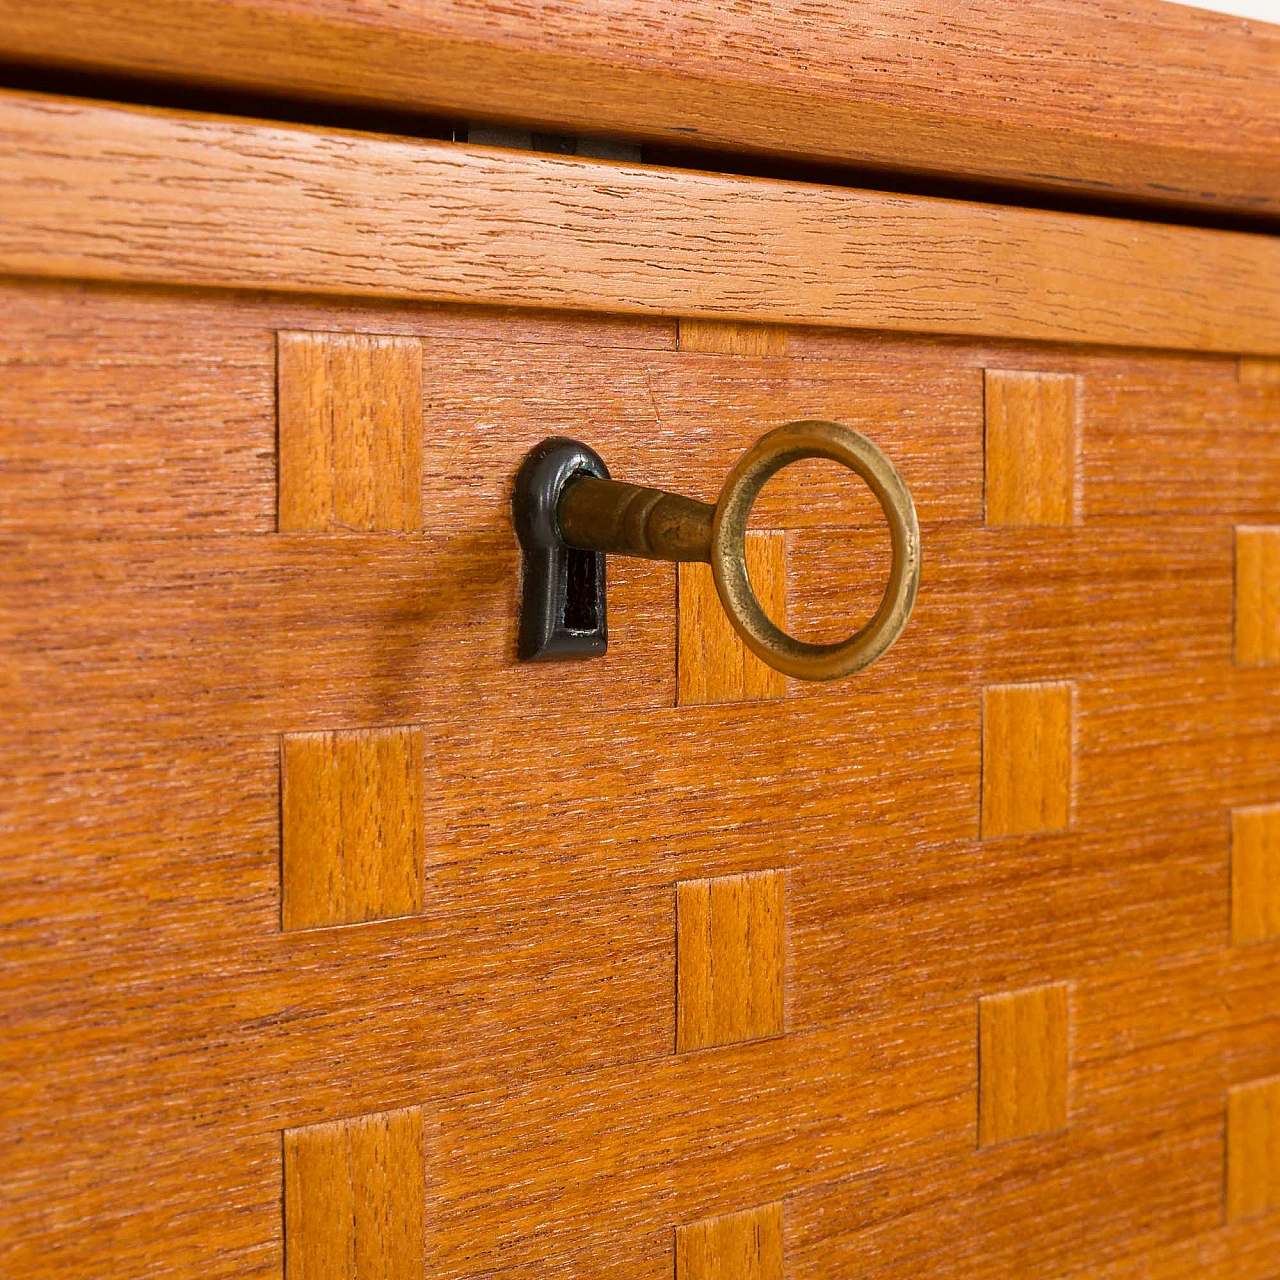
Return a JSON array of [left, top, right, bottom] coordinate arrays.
[[514, 420, 920, 681]]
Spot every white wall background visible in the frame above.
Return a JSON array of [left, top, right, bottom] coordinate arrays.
[[1167, 0, 1280, 20]]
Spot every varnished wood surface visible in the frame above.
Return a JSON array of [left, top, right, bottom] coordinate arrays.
[[3, 93, 1280, 356], [1231, 805, 1280, 948], [283, 1106, 425, 1280], [675, 871, 786, 1053], [678, 320, 789, 360], [676, 1202, 784, 1280], [981, 683, 1075, 840], [1240, 357, 1280, 385], [2, 280, 1280, 1277], [983, 370, 1078, 528], [1226, 1076, 1280, 1223], [280, 727, 425, 931], [277, 331, 424, 534], [677, 534, 786, 707], [1236, 526, 1280, 667], [978, 983, 1070, 1146], [0, 1, 1277, 218]]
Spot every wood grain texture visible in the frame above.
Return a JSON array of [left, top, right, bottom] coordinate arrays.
[[678, 533, 786, 707], [0, 1, 1277, 217], [284, 1106, 425, 1280], [1226, 1076, 1280, 1223], [676, 871, 785, 1053], [678, 320, 788, 358], [675, 1202, 783, 1280], [1240, 357, 1280, 386], [984, 370, 1077, 528], [1235, 527, 1280, 667], [280, 727, 425, 931], [981, 683, 1075, 840], [277, 331, 423, 533], [978, 983, 1070, 1147], [4, 282, 1280, 1277], [3, 93, 1280, 356], [1232, 805, 1280, 948]]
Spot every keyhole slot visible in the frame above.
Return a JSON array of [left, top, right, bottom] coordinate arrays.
[[562, 547, 600, 633]]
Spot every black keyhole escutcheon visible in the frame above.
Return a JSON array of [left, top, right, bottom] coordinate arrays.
[[512, 438, 609, 660]]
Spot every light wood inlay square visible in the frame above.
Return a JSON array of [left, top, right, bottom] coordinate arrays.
[[675, 1201, 784, 1280], [981, 682, 1074, 839], [676, 870, 785, 1053], [677, 318, 788, 357], [984, 369, 1077, 527], [1240, 356, 1280, 386], [281, 726, 425, 931], [1232, 804, 1280, 946], [978, 982, 1070, 1146], [277, 331, 423, 532], [1227, 1075, 1280, 1222], [284, 1106, 425, 1280], [1235, 527, 1280, 667], [678, 531, 786, 706]]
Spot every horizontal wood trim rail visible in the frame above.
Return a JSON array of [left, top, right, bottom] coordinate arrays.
[[0, 1, 1277, 219], [2, 93, 1279, 356]]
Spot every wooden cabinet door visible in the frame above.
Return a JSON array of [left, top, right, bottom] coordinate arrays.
[[2, 91, 1280, 1279]]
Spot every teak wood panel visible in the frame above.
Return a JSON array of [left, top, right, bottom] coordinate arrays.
[[0, 1, 1277, 218], [675, 870, 786, 1052], [677, 533, 787, 706], [675, 1202, 784, 1280], [2, 280, 1280, 1278], [1231, 804, 1280, 948], [678, 320, 789, 359], [983, 369, 1077, 528], [978, 982, 1071, 1146], [277, 331, 424, 534], [280, 726, 425, 931], [1240, 357, 1280, 386], [4, 93, 1280, 356], [1226, 1075, 1280, 1224], [980, 683, 1075, 839], [283, 1106, 425, 1280], [1236, 526, 1280, 667]]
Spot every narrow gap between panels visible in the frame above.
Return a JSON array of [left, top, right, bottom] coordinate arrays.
[[1, 59, 1278, 238]]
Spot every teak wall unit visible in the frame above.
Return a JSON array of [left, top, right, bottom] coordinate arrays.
[[1, 3, 1278, 1277]]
